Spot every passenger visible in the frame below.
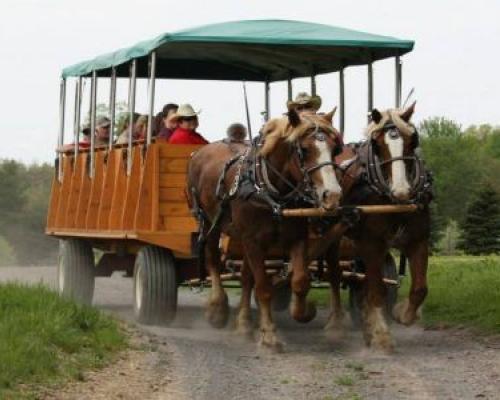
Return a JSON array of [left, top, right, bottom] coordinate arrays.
[[153, 111, 164, 137], [287, 92, 322, 117], [134, 115, 148, 141], [157, 103, 179, 140], [115, 112, 140, 145], [225, 123, 247, 143], [168, 104, 209, 145], [94, 116, 111, 147]]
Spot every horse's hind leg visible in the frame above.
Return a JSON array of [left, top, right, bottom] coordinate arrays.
[[324, 245, 346, 338], [243, 240, 283, 352], [393, 239, 429, 325], [358, 239, 394, 352], [205, 230, 230, 329], [235, 255, 254, 337]]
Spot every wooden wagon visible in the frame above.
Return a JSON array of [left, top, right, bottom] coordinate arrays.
[[47, 20, 415, 324]]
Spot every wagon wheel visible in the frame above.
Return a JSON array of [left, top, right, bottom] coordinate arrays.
[[272, 281, 292, 312], [133, 246, 178, 326], [348, 254, 399, 329], [57, 239, 95, 305]]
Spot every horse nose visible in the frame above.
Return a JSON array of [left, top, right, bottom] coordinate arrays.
[[321, 189, 341, 210], [391, 188, 410, 201]]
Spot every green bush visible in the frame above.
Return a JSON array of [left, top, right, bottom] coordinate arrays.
[[0, 236, 16, 266]]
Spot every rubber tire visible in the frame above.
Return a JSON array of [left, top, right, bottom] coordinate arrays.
[[348, 253, 399, 329], [133, 246, 178, 326], [272, 283, 293, 312], [57, 239, 95, 305]]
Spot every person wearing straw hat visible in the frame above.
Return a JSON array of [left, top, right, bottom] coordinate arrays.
[[168, 104, 209, 145], [286, 92, 322, 117]]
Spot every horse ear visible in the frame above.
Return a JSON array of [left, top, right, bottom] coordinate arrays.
[[371, 109, 383, 124], [287, 108, 301, 127], [323, 106, 337, 124], [400, 101, 416, 122]]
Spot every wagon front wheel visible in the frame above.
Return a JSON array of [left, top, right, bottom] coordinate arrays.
[[57, 239, 95, 305], [133, 246, 178, 326]]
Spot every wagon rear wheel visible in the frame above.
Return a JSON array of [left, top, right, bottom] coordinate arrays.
[[133, 245, 178, 326], [272, 282, 292, 312], [57, 239, 95, 305]]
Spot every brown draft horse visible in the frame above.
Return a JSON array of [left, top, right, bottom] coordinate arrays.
[[186, 108, 343, 351], [328, 102, 433, 351]]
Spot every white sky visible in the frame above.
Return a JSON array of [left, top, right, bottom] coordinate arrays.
[[1, 0, 499, 164]]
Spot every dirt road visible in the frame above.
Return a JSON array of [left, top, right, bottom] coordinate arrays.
[[2, 266, 499, 399]]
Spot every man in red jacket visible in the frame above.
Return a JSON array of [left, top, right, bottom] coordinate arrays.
[[168, 104, 209, 145]]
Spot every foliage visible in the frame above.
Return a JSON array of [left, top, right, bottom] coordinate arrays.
[[0, 283, 126, 398], [0, 160, 57, 265], [459, 185, 500, 255], [0, 236, 16, 266], [436, 220, 462, 255]]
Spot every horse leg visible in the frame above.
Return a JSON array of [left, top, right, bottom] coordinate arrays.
[[205, 230, 230, 329], [393, 239, 429, 325], [243, 240, 283, 352], [290, 240, 316, 323], [235, 255, 254, 337], [324, 245, 346, 338], [358, 239, 394, 352]]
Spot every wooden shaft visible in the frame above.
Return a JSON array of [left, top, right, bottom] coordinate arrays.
[[281, 204, 418, 217]]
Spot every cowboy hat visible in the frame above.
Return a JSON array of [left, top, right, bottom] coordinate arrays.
[[171, 103, 201, 121], [287, 92, 322, 111]]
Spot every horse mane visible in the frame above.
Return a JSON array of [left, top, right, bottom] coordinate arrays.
[[259, 114, 335, 156], [365, 109, 416, 138]]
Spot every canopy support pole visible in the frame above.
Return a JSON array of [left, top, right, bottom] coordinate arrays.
[[367, 61, 373, 121], [395, 56, 402, 107], [73, 77, 82, 161], [339, 68, 345, 136], [264, 81, 270, 122], [287, 78, 293, 101], [89, 71, 97, 178], [57, 78, 66, 182], [109, 67, 117, 151], [311, 74, 317, 96], [146, 51, 157, 146], [127, 59, 137, 176]]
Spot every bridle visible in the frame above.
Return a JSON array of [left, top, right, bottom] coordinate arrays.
[[255, 121, 342, 210], [364, 122, 431, 204]]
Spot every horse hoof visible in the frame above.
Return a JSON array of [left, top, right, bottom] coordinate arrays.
[[235, 319, 254, 339], [206, 294, 230, 329], [291, 300, 317, 323], [392, 300, 417, 326], [370, 333, 395, 353], [258, 336, 284, 353]]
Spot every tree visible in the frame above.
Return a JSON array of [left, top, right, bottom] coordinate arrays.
[[420, 117, 461, 139], [460, 184, 500, 255]]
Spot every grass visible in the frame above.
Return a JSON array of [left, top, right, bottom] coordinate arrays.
[[334, 374, 354, 386], [0, 283, 126, 399], [308, 255, 500, 334]]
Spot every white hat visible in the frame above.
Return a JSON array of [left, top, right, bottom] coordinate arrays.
[[171, 103, 201, 120]]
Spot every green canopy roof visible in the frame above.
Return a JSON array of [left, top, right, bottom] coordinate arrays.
[[62, 19, 414, 82]]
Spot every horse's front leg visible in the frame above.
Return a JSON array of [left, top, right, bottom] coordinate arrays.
[[204, 230, 230, 329], [235, 255, 254, 338], [243, 240, 283, 352], [324, 244, 346, 337], [289, 240, 316, 323], [358, 238, 394, 352], [393, 239, 429, 325]]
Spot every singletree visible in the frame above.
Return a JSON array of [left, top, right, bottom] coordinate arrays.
[[460, 184, 500, 255]]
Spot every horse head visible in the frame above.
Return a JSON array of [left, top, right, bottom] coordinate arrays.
[[260, 108, 343, 210], [365, 101, 421, 202]]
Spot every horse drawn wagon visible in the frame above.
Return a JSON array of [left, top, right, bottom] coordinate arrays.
[[47, 20, 431, 349]]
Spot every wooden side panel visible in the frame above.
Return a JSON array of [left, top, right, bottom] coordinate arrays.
[[159, 187, 187, 202], [157, 143, 202, 158], [54, 157, 74, 228], [108, 150, 128, 230], [122, 146, 143, 230], [65, 155, 85, 228], [159, 158, 189, 173], [163, 216, 197, 231], [159, 173, 185, 188], [85, 151, 105, 229], [75, 153, 91, 229], [96, 150, 117, 230], [135, 145, 159, 231]]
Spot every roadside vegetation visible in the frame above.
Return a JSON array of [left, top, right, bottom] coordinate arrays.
[[0, 283, 126, 398]]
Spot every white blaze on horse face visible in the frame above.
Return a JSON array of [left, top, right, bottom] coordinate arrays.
[[315, 138, 342, 199], [384, 132, 410, 198]]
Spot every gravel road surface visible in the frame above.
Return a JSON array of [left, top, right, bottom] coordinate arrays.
[[1, 266, 499, 400]]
